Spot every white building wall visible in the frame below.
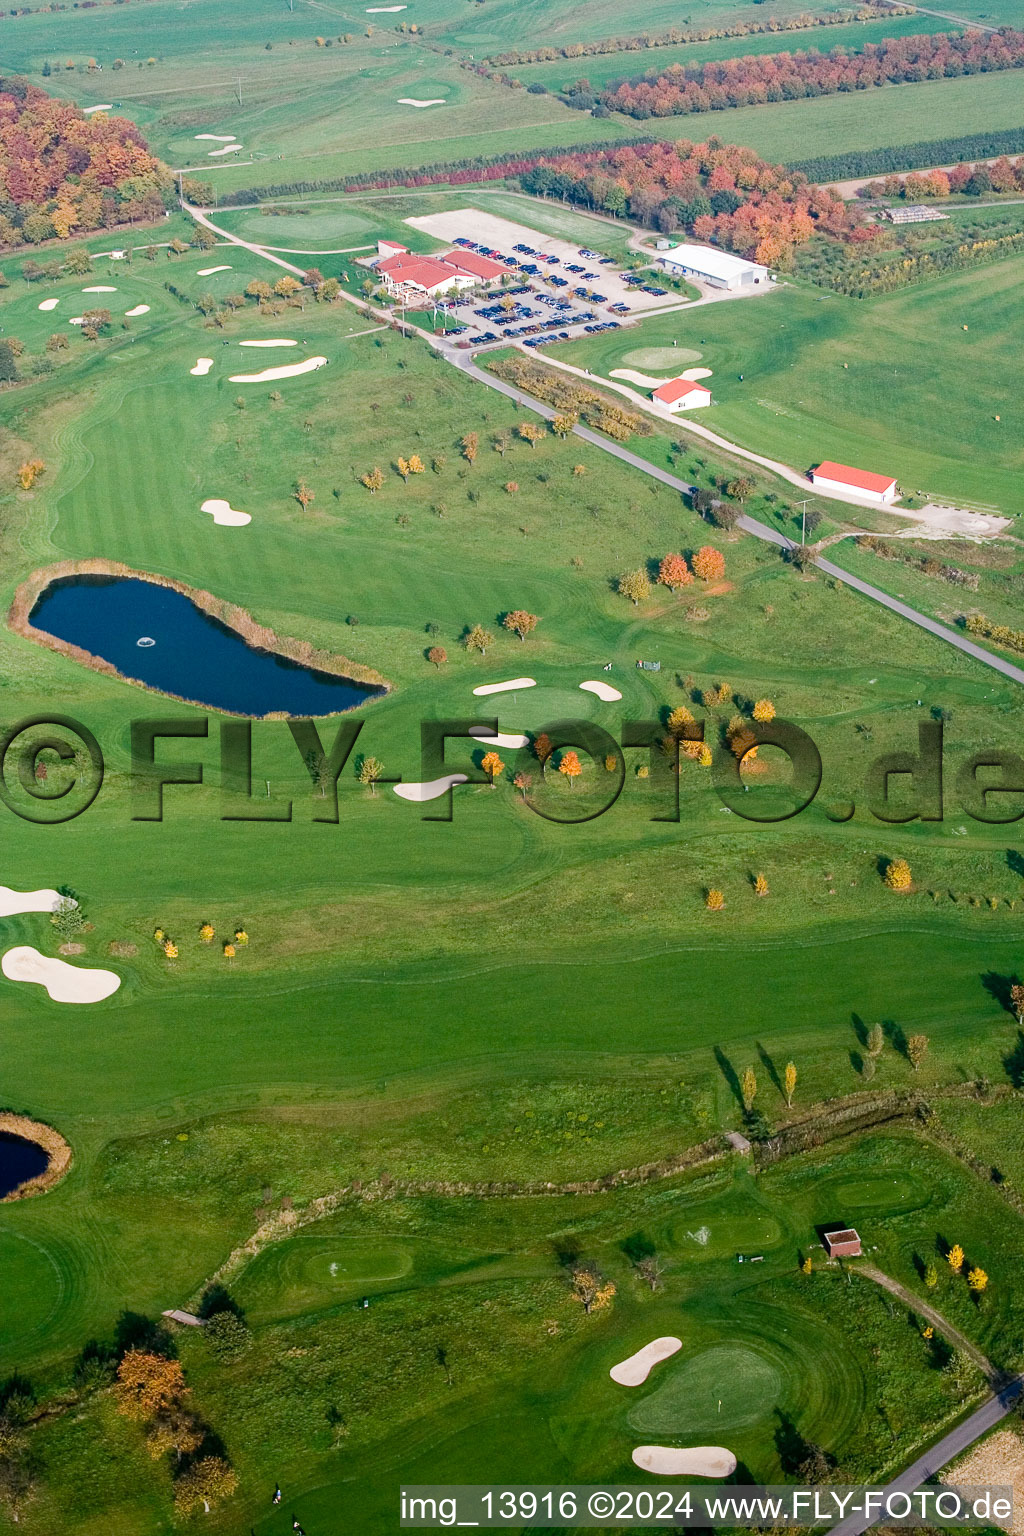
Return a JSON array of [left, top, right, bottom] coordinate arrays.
[[810, 473, 896, 504]]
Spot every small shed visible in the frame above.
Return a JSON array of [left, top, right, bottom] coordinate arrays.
[[162, 1309, 206, 1327], [823, 1228, 862, 1259]]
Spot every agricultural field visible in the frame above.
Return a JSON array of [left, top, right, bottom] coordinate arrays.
[[510, 12, 953, 93]]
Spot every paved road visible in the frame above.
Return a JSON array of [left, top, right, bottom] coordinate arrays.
[[188, 203, 1024, 694], [828, 1374, 1024, 1536]]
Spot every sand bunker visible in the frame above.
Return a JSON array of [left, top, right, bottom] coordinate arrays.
[[611, 368, 676, 389], [201, 498, 251, 527], [2, 945, 120, 1004], [197, 265, 232, 276], [472, 678, 536, 697], [190, 358, 214, 376], [82, 286, 116, 293], [239, 339, 298, 348], [37, 298, 59, 312], [393, 774, 468, 803], [0, 887, 74, 919], [611, 1338, 682, 1387], [82, 104, 113, 114], [468, 727, 530, 750], [398, 97, 446, 106], [632, 1447, 737, 1478], [580, 680, 622, 702], [125, 305, 150, 317], [68, 317, 84, 325], [683, 367, 713, 380], [209, 144, 244, 157], [368, 5, 406, 10], [229, 356, 327, 383], [195, 134, 236, 142]]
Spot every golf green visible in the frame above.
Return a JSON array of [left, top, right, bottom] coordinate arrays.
[[627, 1345, 783, 1435]]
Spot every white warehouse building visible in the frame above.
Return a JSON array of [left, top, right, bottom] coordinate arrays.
[[656, 243, 769, 291]]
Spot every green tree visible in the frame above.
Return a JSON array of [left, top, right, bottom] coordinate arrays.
[[357, 757, 385, 796], [618, 568, 650, 606]]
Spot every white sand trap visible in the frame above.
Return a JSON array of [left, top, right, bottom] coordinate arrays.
[[472, 678, 536, 697], [632, 1447, 737, 1479], [68, 317, 84, 325], [209, 144, 244, 157], [197, 265, 232, 276], [37, 298, 59, 311], [201, 498, 251, 527], [190, 357, 214, 376], [0, 887, 75, 918], [398, 97, 446, 106], [468, 727, 529, 750], [393, 774, 467, 803], [82, 104, 113, 114], [683, 367, 713, 380], [2, 945, 120, 1004], [124, 304, 150, 317], [611, 368, 677, 389], [580, 680, 622, 702], [239, 338, 298, 348], [82, 286, 116, 293], [229, 356, 327, 383], [368, 5, 407, 10], [195, 134, 236, 142], [610, 1337, 682, 1387]]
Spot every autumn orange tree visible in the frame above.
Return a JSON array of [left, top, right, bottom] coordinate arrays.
[[558, 750, 582, 789], [658, 553, 692, 593], [534, 732, 553, 771], [427, 646, 447, 669], [115, 1351, 188, 1422], [752, 698, 776, 722], [884, 857, 912, 890], [504, 480, 519, 497], [551, 412, 577, 438], [692, 545, 726, 582], [173, 1457, 238, 1517], [294, 480, 314, 510], [17, 459, 44, 491], [361, 467, 384, 494], [569, 1264, 616, 1315], [480, 750, 504, 787], [519, 423, 546, 450], [464, 624, 493, 655], [618, 568, 650, 606], [461, 432, 478, 466], [503, 610, 539, 642]]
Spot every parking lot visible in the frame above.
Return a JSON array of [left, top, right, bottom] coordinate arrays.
[[404, 206, 680, 351]]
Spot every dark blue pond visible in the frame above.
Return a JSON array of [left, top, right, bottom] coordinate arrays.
[[0, 1133, 48, 1199], [31, 577, 384, 717]]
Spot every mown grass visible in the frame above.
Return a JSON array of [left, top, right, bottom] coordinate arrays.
[[553, 259, 1024, 512], [23, 1129, 1018, 1532]]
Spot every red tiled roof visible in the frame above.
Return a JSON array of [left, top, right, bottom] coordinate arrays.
[[812, 460, 896, 494], [653, 377, 711, 404], [380, 255, 459, 290], [444, 249, 505, 281]]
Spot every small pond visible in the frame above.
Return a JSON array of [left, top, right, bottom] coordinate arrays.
[[0, 1133, 48, 1199], [30, 577, 383, 717]]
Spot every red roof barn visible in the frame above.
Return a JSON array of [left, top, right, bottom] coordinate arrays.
[[652, 377, 712, 411], [810, 461, 897, 503]]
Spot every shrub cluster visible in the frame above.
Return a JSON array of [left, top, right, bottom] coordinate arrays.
[[857, 537, 980, 590], [487, 354, 652, 441], [789, 126, 1024, 181]]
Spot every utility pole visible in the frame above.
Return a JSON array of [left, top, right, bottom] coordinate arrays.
[[236, 75, 242, 107], [794, 498, 813, 545]]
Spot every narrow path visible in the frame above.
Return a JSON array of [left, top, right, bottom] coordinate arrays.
[[186, 202, 1024, 692], [875, 0, 1000, 30], [856, 1264, 998, 1382], [828, 1375, 1023, 1536]]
